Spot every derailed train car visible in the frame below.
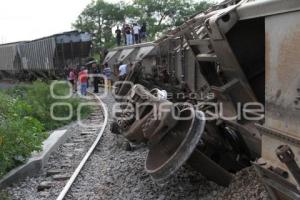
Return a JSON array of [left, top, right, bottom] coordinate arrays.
[[105, 0, 300, 199], [0, 31, 92, 79], [103, 42, 157, 81]]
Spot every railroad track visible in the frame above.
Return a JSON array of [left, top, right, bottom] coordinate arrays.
[[4, 91, 269, 200], [55, 92, 108, 200], [3, 92, 108, 200]]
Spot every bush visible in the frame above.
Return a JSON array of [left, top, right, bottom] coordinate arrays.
[[0, 191, 10, 200], [0, 80, 92, 178], [0, 92, 46, 178], [7, 81, 91, 130]]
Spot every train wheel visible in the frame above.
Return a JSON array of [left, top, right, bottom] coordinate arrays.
[[145, 108, 205, 184]]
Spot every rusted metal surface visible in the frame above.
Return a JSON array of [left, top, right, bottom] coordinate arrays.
[[188, 149, 233, 186], [254, 11, 300, 199], [254, 162, 300, 200], [146, 109, 206, 183], [276, 145, 300, 187], [265, 11, 300, 139], [113, 83, 206, 182], [106, 0, 300, 199]]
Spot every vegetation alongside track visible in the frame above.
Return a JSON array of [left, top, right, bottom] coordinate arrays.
[[0, 81, 91, 178]]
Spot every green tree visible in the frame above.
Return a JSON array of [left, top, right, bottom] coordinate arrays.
[[73, 0, 213, 54], [73, 0, 125, 50], [133, 0, 212, 38]]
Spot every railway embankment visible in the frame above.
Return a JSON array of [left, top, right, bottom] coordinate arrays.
[[0, 81, 91, 181]]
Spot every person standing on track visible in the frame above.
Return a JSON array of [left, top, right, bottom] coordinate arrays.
[[119, 62, 128, 81], [92, 63, 100, 93], [68, 67, 76, 93], [79, 67, 88, 96], [103, 62, 112, 90]]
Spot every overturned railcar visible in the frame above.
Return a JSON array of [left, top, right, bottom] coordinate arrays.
[[103, 42, 157, 81], [0, 31, 92, 79], [105, 0, 300, 199]]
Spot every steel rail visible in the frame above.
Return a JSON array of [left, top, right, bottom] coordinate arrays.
[[56, 92, 108, 200]]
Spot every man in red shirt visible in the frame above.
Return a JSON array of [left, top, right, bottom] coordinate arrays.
[[79, 67, 88, 96]]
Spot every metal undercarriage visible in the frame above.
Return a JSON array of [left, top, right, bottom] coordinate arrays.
[[105, 0, 300, 199]]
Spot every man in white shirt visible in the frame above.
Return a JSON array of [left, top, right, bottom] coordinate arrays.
[[132, 23, 141, 44], [119, 63, 128, 80]]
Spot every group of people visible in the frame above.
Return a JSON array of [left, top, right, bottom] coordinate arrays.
[[67, 62, 113, 96], [67, 61, 128, 96], [115, 22, 147, 46]]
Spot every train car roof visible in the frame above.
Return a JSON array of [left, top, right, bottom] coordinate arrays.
[[27, 31, 92, 43], [0, 41, 26, 47], [109, 42, 156, 51], [0, 31, 92, 46]]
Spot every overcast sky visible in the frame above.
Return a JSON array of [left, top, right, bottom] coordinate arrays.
[[0, 0, 217, 44]]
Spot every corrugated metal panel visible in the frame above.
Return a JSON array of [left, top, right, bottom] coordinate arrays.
[[0, 43, 18, 71], [104, 42, 156, 65], [18, 37, 56, 71], [117, 48, 135, 62], [135, 46, 155, 61], [104, 50, 119, 63]]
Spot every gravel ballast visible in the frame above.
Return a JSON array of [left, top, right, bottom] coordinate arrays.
[[66, 93, 270, 200], [3, 97, 104, 200], [3, 92, 270, 200]]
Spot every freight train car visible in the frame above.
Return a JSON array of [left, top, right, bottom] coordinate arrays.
[[0, 42, 22, 78], [103, 42, 157, 81], [0, 31, 92, 80], [106, 0, 300, 199]]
